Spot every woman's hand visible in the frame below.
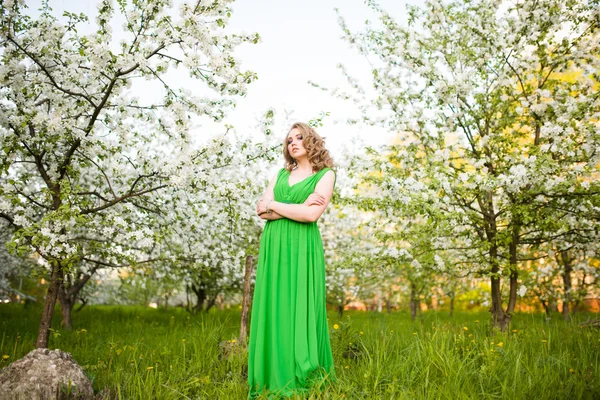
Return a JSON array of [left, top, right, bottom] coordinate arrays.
[[256, 198, 262, 215], [256, 198, 271, 215], [303, 192, 326, 207]]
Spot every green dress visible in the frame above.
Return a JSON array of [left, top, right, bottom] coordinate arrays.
[[247, 167, 336, 398]]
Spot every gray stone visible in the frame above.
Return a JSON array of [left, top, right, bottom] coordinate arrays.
[[0, 348, 94, 399]]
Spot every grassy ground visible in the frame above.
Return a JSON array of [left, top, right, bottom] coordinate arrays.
[[0, 304, 598, 399]]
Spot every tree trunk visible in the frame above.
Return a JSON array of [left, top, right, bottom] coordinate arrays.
[[410, 283, 418, 321], [186, 285, 191, 312], [505, 223, 520, 316], [59, 295, 74, 330], [337, 304, 344, 318], [573, 300, 581, 314], [490, 246, 511, 332], [449, 292, 455, 317], [540, 298, 550, 317], [36, 262, 62, 349], [239, 256, 253, 346], [75, 298, 87, 312], [57, 269, 96, 330], [481, 191, 511, 331], [191, 284, 207, 312], [560, 250, 573, 320], [385, 292, 393, 314], [205, 295, 218, 312], [57, 278, 74, 331]]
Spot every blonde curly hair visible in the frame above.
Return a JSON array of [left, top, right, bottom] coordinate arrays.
[[283, 122, 334, 172]]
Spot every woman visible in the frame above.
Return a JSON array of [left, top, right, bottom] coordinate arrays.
[[247, 122, 337, 398]]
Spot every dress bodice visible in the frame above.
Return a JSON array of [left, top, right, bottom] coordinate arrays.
[[273, 167, 332, 205]]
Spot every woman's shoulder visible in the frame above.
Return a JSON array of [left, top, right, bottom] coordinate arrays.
[[316, 167, 335, 176], [315, 167, 336, 186]]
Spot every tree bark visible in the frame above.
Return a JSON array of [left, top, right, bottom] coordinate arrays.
[[36, 262, 62, 348], [540, 298, 550, 317], [191, 283, 207, 312], [59, 295, 74, 330], [481, 191, 511, 331], [57, 269, 96, 330], [185, 285, 191, 312], [449, 291, 455, 317], [75, 298, 87, 312], [410, 283, 418, 321], [239, 256, 253, 346], [385, 291, 393, 314], [490, 245, 511, 332], [205, 295, 218, 312], [560, 250, 573, 320], [505, 223, 520, 316]]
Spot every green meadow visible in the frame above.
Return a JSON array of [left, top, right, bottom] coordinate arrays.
[[1, 305, 598, 399]]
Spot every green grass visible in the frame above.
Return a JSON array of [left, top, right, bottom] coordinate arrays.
[[0, 304, 598, 399]]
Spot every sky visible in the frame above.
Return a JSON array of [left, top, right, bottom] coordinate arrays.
[[222, 0, 423, 152], [33, 0, 425, 156]]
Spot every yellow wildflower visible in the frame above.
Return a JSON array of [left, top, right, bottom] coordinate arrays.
[[542, 340, 547, 343], [345, 365, 349, 369], [512, 329, 518, 333], [333, 324, 339, 330], [569, 368, 574, 373], [2, 355, 9, 360], [497, 342, 504, 348], [147, 367, 153, 370], [359, 331, 364, 335], [463, 327, 468, 331]]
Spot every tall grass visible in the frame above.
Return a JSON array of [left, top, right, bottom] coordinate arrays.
[[1, 304, 598, 399]]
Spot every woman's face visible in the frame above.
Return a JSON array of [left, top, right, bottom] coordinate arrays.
[[287, 128, 307, 160]]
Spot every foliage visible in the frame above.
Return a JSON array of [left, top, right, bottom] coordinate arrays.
[[327, 0, 600, 329]]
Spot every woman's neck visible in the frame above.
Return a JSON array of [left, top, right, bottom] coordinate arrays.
[[294, 158, 312, 173]]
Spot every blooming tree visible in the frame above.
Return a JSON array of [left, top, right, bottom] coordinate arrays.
[[327, 0, 600, 330], [0, 0, 270, 347]]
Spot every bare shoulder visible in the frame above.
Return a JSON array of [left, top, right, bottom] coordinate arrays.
[[323, 169, 335, 179], [315, 169, 335, 197], [319, 169, 335, 184]]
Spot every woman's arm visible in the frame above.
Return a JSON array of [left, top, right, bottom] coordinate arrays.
[[256, 172, 284, 220], [260, 211, 284, 220], [267, 170, 335, 223]]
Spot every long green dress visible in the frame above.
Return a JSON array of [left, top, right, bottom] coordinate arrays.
[[247, 167, 336, 399]]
